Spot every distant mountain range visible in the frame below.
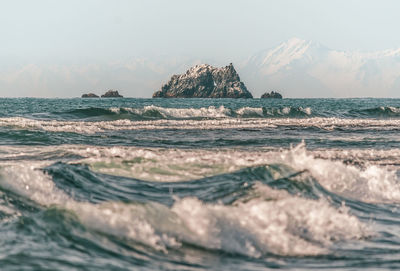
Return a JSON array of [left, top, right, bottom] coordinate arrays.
[[1, 38, 400, 97], [241, 38, 400, 98]]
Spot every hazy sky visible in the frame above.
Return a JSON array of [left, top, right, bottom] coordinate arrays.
[[1, 0, 400, 97]]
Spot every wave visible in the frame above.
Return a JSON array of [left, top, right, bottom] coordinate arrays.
[[348, 106, 400, 118], [0, 160, 368, 257], [62, 107, 120, 118], [1, 116, 400, 135], [30, 105, 400, 125], [78, 144, 400, 204], [236, 106, 312, 118], [6, 143, 400, 259], [53, 105, 313, 120], [58, 105, 400, 120], [29, 105, 400, 122], [59, 106, 165, 120]]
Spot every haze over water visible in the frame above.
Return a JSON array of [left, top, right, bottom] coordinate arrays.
[[2, 0, 400, 98]]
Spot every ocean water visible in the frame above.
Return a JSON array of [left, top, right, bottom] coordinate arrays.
[[1, 98, 400, 270]]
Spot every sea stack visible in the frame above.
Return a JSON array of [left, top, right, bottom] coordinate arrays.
[[152, 63, 253, 98], [101, 90, 123, 98], [81, 93, 99, 98], [261, 91, 283, 99]]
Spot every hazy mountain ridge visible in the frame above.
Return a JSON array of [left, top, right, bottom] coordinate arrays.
[[1, 38, 400, 97], [242, 38, 400, 97]]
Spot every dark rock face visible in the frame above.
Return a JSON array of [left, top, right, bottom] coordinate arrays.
[[101, 90, 123, 98], [81, 93, 99, 98], [152, 63, 253, 98], [261, 91, 283, 99]]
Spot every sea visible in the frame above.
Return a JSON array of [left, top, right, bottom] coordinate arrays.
[[1, 97, 400, 270]]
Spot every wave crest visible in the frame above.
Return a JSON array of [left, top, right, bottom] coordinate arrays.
[[0, 161, 368, 257], [349, 106, 400, 118], [54, 105, 313, 120]]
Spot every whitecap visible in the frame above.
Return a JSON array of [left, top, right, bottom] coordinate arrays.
[[0, 163, 368, 257], [1, 117, 400, 134]]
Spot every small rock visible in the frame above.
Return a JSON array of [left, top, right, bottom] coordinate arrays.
[[261, 91, 283, 99], [101, 90, 123, 98], [81, 93, 99, 98]]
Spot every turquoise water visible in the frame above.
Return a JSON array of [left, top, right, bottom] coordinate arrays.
[[1, 98, 400, 270]]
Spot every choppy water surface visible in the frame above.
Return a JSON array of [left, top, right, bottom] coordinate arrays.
[[1, 98, 400, 270]]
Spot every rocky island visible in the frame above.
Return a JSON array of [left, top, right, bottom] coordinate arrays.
[[261, 91, 283, 99], [81, 90, 123, 98], [81, 93, 99, 98], [152, 63, 253, 98], [101, 90, 123, 98]]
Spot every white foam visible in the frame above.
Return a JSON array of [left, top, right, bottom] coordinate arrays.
[[1, 116, 399, 134], [66, 145, 400, 199], [82, 144, 400, 203], [4, 144, 396, 203], [388, 106, 400, 113], [1, 143, 400, 257], [80, 192, 367, 256], [282, 107, 291, 115], [76, 146, 274, 182], [236, 107, 264, 117], [111, 105, 233, 119], [113, 105, 312, 119], [279, 143, 400, 203], [0, 162, 69, 206], [0, 163, 368, 257], [169, 188, 367, 256], [2, 144, 400, 204], [142, 105, 232, 119], [109, 107, 122, 114], [302, 107, 312, 115]]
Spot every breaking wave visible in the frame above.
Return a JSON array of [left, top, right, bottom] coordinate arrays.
[[53, 105, 400, 121], [0, 146, 372, 257], [53, 105, 313, 120], [348, 106, 400, 118], [1, 116, 400, 135]]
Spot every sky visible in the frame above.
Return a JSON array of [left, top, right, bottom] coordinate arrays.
[[1, 0, 400, 97]]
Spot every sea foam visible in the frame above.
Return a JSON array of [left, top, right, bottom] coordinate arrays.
[[1, 116, 400, 134], [0, 161, 368, 257]]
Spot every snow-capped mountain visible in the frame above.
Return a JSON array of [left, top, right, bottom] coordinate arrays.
[[241, 38, 400, 98], [2, 38, 400, 98]]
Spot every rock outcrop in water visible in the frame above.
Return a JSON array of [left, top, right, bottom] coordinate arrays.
[[81, 93, 99, 98], [152, 63, 253, 98], [101, 90, 123, 98], [261, 91, 283, 99]]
